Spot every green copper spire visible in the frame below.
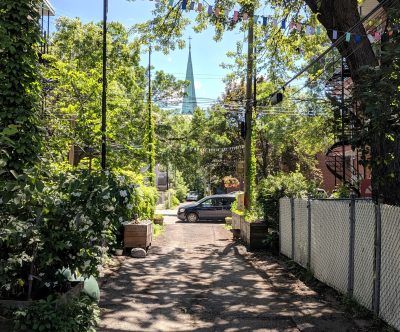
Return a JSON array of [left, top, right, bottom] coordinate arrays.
[[182, 38, 197, 114]]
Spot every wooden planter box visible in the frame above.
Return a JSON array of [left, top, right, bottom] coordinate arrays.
[[232, 212, 244, 230], [124, 221, 153, 250], [240, 219, 268, 250]]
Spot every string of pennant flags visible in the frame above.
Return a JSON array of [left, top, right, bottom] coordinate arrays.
[[185, 145, 244, 153], [149, 0, 399, 44]]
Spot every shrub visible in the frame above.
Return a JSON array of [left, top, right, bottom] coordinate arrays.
[[331, 183, 351, 198], [174, 171, 189, 202], [14, 294, 99, 332], [133, 185, 158, 220], [114, 169, 158, 220], [257, 171, 316, 228], [0, 169, 137, 299], [164, 189, 180, 209]]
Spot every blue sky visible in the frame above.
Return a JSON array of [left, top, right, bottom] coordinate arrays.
[[50, 0, 245, 102]]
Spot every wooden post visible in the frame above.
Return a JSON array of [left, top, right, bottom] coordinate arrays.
[[244, 10, 254, 210]]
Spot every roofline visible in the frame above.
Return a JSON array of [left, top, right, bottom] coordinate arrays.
[[41, 0, 56, 16]]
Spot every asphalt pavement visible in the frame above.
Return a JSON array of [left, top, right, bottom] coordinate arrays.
[[98, 214, 376, 331]]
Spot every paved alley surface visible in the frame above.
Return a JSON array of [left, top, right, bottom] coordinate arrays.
[[99, 221, 373, 332]]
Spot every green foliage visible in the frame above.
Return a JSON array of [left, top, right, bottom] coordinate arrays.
[[224, 224, 233, 231], [133, 184, 158, 220], [42, 18, 147, 171], [153, 224, 165, 239], [246, 111, 258, 211], [331, 184, 351, 199], [164, 189, 180, 209], [0, 169, 138, 298], [257, 171, 316, 227], [174, 171, 189, 202], [0, 0, 42, 177], [231, 197, 244, 216], [353, 7, 400, 204], [14, 294, 99, 332]]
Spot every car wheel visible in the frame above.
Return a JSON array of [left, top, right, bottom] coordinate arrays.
[[187, 212, 198, 223]]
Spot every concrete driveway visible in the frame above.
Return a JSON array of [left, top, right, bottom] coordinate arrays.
[[98, 220, 375, 332]]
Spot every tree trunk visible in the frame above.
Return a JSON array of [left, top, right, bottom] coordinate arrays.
[[304, 0, 400, 204], [304, 0, 378, 80]]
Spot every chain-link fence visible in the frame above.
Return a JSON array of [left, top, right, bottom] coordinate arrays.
[[311, 199, 350, 294], [293, 199, 309, 268], [279, 197, 400, 331], [353, 201, 375, 310], [279, 197, 292, 258], [380, 204, 400, 330]]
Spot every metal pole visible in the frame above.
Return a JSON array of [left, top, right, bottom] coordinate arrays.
[[291, 198, 295, 259], [47, 12, 50, 54], [341, 57, 346, 184], [373, 199, 382, 315], [335, 155, 337, 187], [101, 0, 108, 170], [348, 193, 356, 296], [41, 6, 44, 54], [166, 163, 169, 191], [307, 196, 312, 269]]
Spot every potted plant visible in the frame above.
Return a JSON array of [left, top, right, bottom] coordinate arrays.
[[153, 214, 164, 225], [124, 215, 153, 250], [115, 245, 123, 256]]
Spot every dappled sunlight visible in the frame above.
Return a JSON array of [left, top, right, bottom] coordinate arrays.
[[98, 223, 360, 332]]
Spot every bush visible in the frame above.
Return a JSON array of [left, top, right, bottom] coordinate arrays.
[[331, 183, 351, 198], [257, 171, 316, 228], [14, 294, 99, 332], [0, 169, 138, 299], [115, 169, 158, 220], [174, 171, 188, 202], [164, 189, 180, 209], [133, 184, 158, 220]]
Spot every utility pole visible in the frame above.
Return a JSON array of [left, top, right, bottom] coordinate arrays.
[[244, 10, 255, 210], [101, 0, 108, 170], [148, 45, 155, 186]]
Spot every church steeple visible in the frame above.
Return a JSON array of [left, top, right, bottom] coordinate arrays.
[[182, 37, 197, 114]]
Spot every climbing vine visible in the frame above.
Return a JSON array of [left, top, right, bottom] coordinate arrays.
[[0, 0, 42, 177]]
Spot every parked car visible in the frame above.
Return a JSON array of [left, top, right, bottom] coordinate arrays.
[[178, 194, 236, 222], [186, 191, 199, 201]]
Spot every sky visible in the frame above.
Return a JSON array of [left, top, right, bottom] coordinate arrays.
[[49, 0, 246, 103]]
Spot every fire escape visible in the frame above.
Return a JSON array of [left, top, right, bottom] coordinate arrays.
[[324, 58, 365, 195]]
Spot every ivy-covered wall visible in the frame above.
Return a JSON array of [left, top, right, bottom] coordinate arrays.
[[0, 0, 42, 177]]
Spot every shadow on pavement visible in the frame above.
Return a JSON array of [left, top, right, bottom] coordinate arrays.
[[99, 234, 363, 332]]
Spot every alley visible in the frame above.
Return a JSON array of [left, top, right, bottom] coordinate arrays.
[[98, 221, 372, 332]]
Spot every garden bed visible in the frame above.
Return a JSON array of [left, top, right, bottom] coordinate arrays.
[[124, 221, 153, 250], [240, 220, 268, 250]]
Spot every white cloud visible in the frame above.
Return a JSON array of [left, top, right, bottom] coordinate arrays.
[[167, 57, 173, 62]]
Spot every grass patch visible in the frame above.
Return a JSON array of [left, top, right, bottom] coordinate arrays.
[[153, 224, 166, 238]]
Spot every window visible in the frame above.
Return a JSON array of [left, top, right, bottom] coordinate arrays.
[[222, 197, 235, 206]]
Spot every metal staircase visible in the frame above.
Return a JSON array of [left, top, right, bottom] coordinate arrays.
[[324, 59, 365, 194]]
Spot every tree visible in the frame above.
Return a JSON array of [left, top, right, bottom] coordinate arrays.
[[43, 18, 148, 171], [131, 0, 400, 204]]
